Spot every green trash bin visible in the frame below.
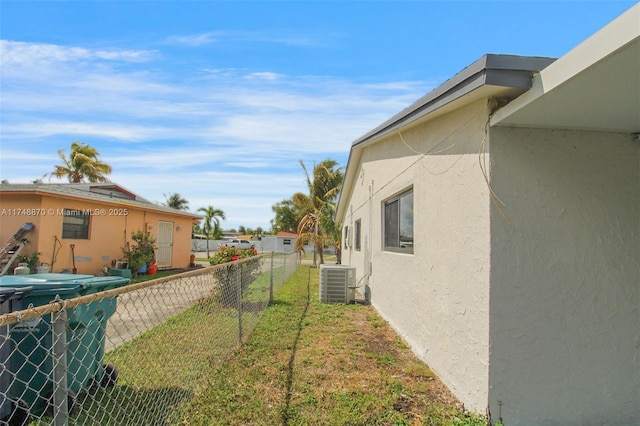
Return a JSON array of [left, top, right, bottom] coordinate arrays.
[[1, 286, 33, 425], [0, 274, 129, 419]]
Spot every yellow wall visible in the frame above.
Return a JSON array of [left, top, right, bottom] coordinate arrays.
[[1, 193, 196, 274]]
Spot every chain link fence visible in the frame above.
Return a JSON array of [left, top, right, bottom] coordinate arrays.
[[0, 251, 300, 425]]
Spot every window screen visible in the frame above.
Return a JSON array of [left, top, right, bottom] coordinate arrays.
[[62, 208, 91, 239]]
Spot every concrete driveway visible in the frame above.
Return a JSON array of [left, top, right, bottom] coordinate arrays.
[[104, 273, 213, 351]]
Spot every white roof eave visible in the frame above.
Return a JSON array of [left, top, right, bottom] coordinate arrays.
[[491, 3, 640, 133]]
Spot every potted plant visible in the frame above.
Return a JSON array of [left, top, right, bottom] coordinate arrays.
[[123, 231, 156, 277], [16, 252, 40, 274]]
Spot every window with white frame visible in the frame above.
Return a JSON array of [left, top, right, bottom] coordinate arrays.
[[354, 219, 361, 251], [383, 188, 413, 253]]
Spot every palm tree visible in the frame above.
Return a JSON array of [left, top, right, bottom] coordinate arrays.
[[293, 159, 343, 266], [254, 227, 264, 239], [197, 206, 226, 258], [321, 201, 343, 265], [51, 141, 112, 183], [164, 193, 189, 211]]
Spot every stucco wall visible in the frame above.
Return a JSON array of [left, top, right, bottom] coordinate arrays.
[[0, 193, 195, 274], [0, 194, 46, 268], [489, 127, 640, 425], [342, 99, 492, 412]]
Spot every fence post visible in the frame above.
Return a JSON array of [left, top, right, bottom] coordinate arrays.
[[282, 253, 287, 285], [236, 262, 242, 346], [51, 306, 69, 426], [269, 252, 274, 303]]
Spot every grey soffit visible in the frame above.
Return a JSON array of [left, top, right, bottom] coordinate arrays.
[[351, 54, 556, 148]]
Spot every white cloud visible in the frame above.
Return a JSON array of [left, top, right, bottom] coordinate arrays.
[[245, 72, 283, 81], [212, 112, 381, 151], [0, 40, 156, 65], [1, 121, 177, 142], [165, 32, 220, 46], [108, 148, 229, 170], [0, 39, 431, 228], [165, 30, 326, 48], [224, 161, 271, 168]]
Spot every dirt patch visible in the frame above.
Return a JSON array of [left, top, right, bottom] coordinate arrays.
[[393, 394, 414, 413]]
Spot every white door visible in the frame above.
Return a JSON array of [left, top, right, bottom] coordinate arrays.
[[157, 221, 173, 268]]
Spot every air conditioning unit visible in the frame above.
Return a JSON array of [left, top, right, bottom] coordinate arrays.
[[319, 264, 356, 304]]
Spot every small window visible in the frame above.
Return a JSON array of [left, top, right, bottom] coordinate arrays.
[[283, 239, 291, 245], [354, 219, 361, 251], [62, 208, 91, 239], [383, 188, 413, 253]]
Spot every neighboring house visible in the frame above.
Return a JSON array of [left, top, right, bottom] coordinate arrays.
[[336, 5, 639, 426], [261, 231, 326, 254], [261, 231, 299, 253], [0, 182, 202, 274]]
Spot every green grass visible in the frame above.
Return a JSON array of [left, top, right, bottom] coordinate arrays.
[[177, 265, 486, 425], [129, 267, 199, 283], [198, 252, 337, 264], [300, 251, 337, 263], [35, 264, 485, 425], [79, 302, 241, 425]]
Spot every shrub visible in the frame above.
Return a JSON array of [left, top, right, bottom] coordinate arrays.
[[209, 246, 260, 307], [124, 230, 156, 276]]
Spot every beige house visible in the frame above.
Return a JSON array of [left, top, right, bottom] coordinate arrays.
[[0, 182, 202, 275], [336, 5, 639, 425]]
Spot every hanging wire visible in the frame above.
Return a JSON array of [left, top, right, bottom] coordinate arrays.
[[480, 99, 512, 224], [349, 99, 512, 224]]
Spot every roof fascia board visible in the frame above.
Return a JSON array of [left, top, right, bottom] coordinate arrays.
[[484, 69, 543, 89], [492, 3, 639, 127], [351, 54, 555, 150], [336, 147, 361, 220], [1, 185, 202, 220], [353, 71, 487, 146], [535, 3, 638, 94], [336, 54, 555, 220]]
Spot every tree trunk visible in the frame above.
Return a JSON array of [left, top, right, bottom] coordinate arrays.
[[314, 220, 324, 265], [316, 239, 324, 265]]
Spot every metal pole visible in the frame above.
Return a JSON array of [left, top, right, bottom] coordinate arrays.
[[236, 263, 242, 346], [282, 253, 287, 286], [52, 306, 69, 426], [269, 252, 274, 303]]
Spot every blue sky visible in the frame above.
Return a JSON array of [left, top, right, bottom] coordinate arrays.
[[1, 1, 635, 230]]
